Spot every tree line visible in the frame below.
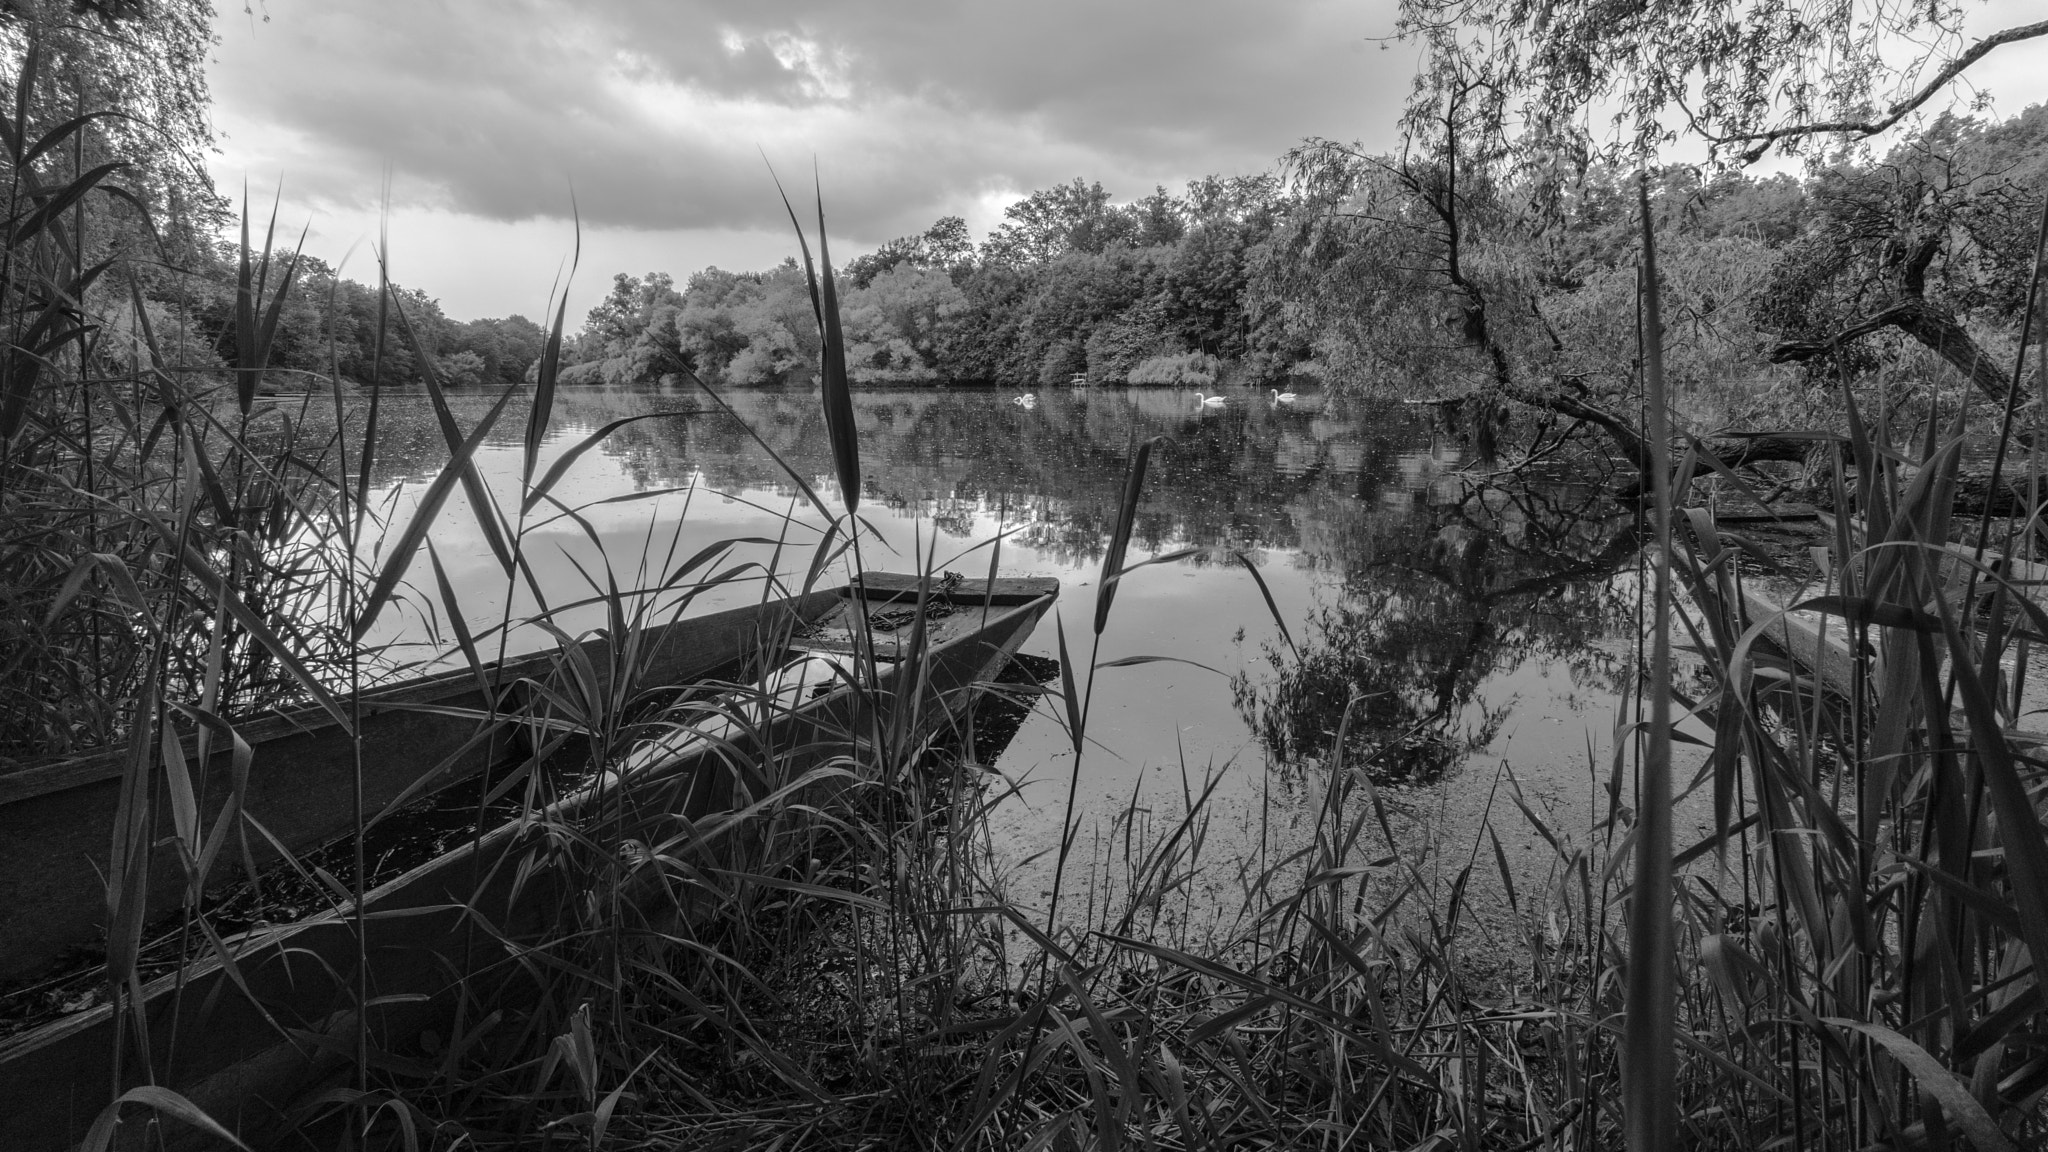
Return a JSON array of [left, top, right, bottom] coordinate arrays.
[[47, 3, 2043, 428], [558, 174, 1296, 389], [113, 247, 548, 391], [552, 105, 2046, 410]]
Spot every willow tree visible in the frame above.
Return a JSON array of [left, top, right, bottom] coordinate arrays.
[[1389, 0, 2047, 406], [0, 0, 224, 254], [1395, 0, 2047, 165], [1262, 61, 1799, 468], [1762, 107, 2048, 404]]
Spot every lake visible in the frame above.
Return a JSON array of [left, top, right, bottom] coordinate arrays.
[[292, 381, 1660, 934]]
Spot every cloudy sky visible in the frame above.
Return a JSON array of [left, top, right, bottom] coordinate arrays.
[[206, 1, 2044, 325], [207, 1, 1414, 322]]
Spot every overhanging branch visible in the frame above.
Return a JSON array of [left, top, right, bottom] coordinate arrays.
[[1768, 297, 2024, 407], [1723, 19, 2048, 162]]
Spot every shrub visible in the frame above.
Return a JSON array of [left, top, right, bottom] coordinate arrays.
[[1126, 349, 1222, 386]]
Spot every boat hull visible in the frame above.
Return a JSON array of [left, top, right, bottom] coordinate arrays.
[[0, 573, 1057, 1151]]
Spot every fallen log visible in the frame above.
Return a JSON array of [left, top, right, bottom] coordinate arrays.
[[1948, 469, 2048, 517]]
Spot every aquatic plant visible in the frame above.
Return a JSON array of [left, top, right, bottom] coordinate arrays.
[[5, 40, 2046, 1147]]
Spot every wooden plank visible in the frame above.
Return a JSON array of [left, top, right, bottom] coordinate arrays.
[[0, 591, 838, 986], [1738, 585, 1863, 699], [1679, 534, 1861, 699], [1816, 512, 2048, 605], [852, 572, 1060, 605], [0, 660, 499, 808], [1713, 502, 1819, 524], [0, 584, 1054, 1152]]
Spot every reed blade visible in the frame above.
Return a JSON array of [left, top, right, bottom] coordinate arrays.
[[815, 184, 860, 512], [524, 211, 579, 490], [1097, 436, 1166, 635], [353, 385, 517, 642], [1622, 173, 1675, 1152], [245, 222, 309, 401], [521, 412, 688, 514], [388, 295, 517, 575], [234, 183, 255, 413], [81, 1086, 248, 1152]]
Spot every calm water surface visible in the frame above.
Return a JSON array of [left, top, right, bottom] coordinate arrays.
[[309, 383, 1659, 922]]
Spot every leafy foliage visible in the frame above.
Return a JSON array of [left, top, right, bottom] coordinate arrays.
[[566, 176, 1298, 388], [1396, 0, 2048, 164]]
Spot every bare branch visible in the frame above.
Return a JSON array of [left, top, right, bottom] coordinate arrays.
[[1724, 19, 2048, 162]]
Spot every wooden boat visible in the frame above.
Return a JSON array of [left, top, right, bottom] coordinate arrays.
[[1817, 511, 2048, 610], [1678, 521, 1863, 700], [1734, 582, 1863, 700], [0, 571, 1058, 1151], [1695, 511, 2042, 702]]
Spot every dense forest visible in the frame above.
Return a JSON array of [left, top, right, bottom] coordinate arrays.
[[119, 248, 548, 389], [107, 102, 2048, 438], [570, 102, 2044, 430]]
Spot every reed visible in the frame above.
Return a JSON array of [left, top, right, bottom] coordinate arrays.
[[8, 46, 2047, 1148]]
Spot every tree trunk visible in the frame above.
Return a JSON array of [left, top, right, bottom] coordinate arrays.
[[1948, 468, 2048, 517], [1768, 297, 2027, 409]]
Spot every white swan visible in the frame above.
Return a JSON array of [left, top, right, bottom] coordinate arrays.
[[1012, 393, 1038, 409], [1270, 389, 1298, 404], [1192, 392, 1227, 408]]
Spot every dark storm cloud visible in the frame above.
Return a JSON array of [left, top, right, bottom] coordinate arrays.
[[215, 0, 1406, 242]]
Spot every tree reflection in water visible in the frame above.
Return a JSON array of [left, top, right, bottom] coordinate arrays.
[[1233, 478, 1642, 783], [313, 383, 1651, 793]]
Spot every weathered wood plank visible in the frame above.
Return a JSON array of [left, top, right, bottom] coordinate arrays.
[[0, 591, 839, 986], [1678, 531, 1861, 700], [852, 572, 1061, 604], [1737, 585, 1864, 700], [1712, 502, 1819, 524]]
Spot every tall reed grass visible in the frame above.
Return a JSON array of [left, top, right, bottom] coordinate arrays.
[[7, 42, 2048, 1150]]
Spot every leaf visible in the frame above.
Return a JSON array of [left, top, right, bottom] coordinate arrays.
[[1936, 591, 2048, 988], [1824, 1019, 2014, 1152], [1788, 594, 1940, 633], [524, 209, 578, 489], [118, 511, 354, 735], [389, 294, 517, 574], [81, 1085, 249, 1152], [175, 704, 254, 884], [813, 183, 860, 513], [686, 372, 832, 519], [1097, 436, 1168, 635], [427, 540, 491, 703], [7, 40, 38, 161], [43, 552, 102, 626], [354, 385, 517, 641], [234, 184, 257, 412], [1094, 654, 1228, 677], [1233, 549, 1299, 659], [521, 411, 690, 513], [20, 109, 128, 169], [10, 160, 125, 246], [1054, 612, 1084, 755], [161, 720, 199, 867], [245, 223, 308, 407], [768, 165, 859, 511]]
